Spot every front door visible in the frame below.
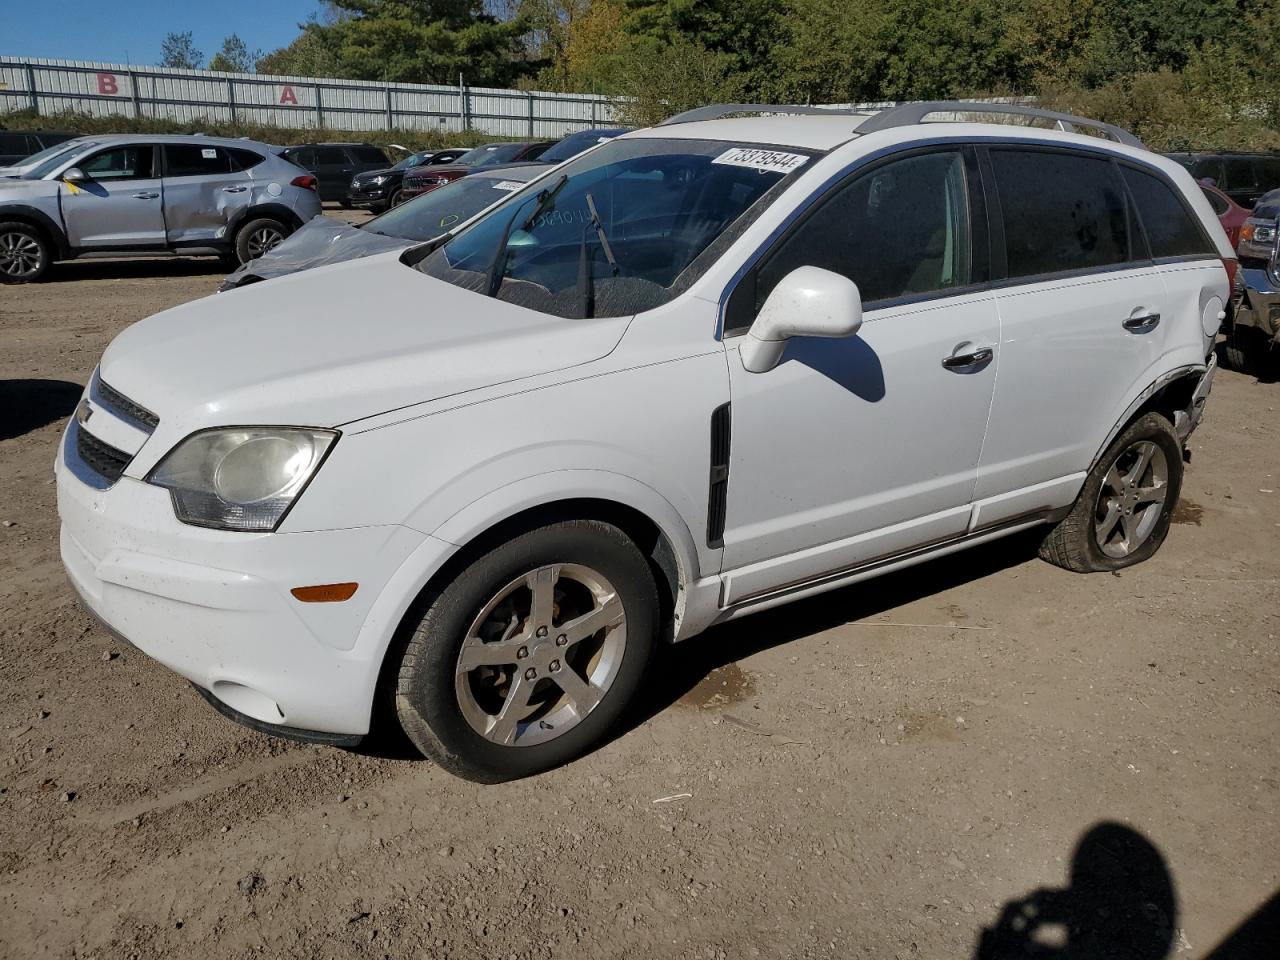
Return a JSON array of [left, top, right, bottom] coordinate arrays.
[[719, 147, 1000, 605], [160, 143, 255, 245], [60, 144, 165, 248], [313, 146, 355, 201]]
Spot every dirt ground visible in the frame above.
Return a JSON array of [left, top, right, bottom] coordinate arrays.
[[1, 219, 1278, 959]]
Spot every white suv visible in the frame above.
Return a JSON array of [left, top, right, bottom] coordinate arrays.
[[57, 103, 1231, 781]]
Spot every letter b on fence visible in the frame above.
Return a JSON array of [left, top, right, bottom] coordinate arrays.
[[97, 73, 119, 95]]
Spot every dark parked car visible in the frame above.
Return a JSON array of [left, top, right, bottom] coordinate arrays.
[[0, 130, 78, 170], [1224, 190, 1280, 374], [1166, 151, 1280, 207], [533, 127, 630, 166], [278, 142, 391, 203], [347, 148, 469, 211], [399, 140, 553, 201]]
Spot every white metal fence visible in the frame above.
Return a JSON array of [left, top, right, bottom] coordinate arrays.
[[0, 57, 616, 137]]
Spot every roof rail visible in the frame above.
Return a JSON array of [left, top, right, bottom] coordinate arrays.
[[856, 101, 1143, 147], [658, 103, 875, 125]]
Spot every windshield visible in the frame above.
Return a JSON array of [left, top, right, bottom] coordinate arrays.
[[539, 130, 623, 165], [392, 153, 427, 171], [20, 141, 95, 179], [418, 138, 813, 319], [365, 175, 529, 240], [456, 144, 523, 168]]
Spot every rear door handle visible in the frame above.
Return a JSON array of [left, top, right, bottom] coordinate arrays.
[[1123, 312, 1161, 333], [942, 346, 994, 371], [131, 192, 159, 199], [222, 185, 247, 193]]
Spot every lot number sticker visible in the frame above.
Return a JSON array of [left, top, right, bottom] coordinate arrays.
[[492, 181, 524, 191], [712, 148, 809, 175], [201, 148, 217, 159]]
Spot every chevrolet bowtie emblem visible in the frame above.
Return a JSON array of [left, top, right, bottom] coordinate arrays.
[[76, 399, 93, 426]]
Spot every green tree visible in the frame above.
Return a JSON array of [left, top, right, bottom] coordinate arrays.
[[159, 31, 203, 69], [208, 34, 261, 73], [257, 22, 345, 77]]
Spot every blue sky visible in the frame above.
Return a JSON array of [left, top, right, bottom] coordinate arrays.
[[0, 1, 324, 66]]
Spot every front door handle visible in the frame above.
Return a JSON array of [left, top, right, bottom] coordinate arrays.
[[222, 185, 247, 193], [131, 191, 159, 199], [942, 346, 994, 371], [1123, 312, 1161, 333]]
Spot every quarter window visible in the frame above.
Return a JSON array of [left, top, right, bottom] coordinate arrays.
[[79, 145, 155, 181], [165, 144, 232, 177], [227, 147, 265, 170], [991, 149, 1133, 279], [755, 149, 976, 311], [1121, 166, 1216, 259]]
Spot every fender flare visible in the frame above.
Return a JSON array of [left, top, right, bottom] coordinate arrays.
[[225, 202, 305, 242], [427, 469, 704, 592], [1089, 363, 1207, 472], [0, 203, 69, 257]]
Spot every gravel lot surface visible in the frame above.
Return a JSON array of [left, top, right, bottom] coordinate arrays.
[[1, 220, 1277, 958]]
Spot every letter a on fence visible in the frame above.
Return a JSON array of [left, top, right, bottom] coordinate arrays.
[[279, 85, 298, 105]]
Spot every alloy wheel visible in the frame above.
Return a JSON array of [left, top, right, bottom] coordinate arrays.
[[0, 231, 42, 279], [454, 563, 627, 747], [245, 226, 284, 259], [1094, 440, 1170, 558]]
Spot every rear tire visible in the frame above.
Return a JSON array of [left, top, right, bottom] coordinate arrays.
[[233, 218, 288, 265], [394, 520, 658, 782], [1222, 326, 1257, 374], [1039, 413, 1183, 573], [0, 221, 51, 284]]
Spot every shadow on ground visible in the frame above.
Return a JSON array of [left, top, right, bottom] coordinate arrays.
[[0, 379, 82, 441], [973, 821, 1278, 959], [43, 258, 228, 283]]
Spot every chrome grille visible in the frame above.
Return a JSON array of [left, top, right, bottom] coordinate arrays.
[[75, 427, 131, 485], [96, 377, 159, 432]]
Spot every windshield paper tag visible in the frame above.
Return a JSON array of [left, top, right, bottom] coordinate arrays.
[[492, 180, 523, 191], [712, 147, 808, 175], [201, 148, 217, 159]]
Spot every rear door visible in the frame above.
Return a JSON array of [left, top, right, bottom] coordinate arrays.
[[160, 143, 254, 245], [973, 146, 1166, 523], [313, 146, 354, 200], [59, 144, 165, 248], [1221, 156, 1260, 207]]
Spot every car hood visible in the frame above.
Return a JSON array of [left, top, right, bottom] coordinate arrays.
[[352, 166, 398, 181], [0, 178, 56, 197], [218, 215, 414, 291], [100, 250, 630, 431]]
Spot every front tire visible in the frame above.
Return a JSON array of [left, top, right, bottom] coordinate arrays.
[[1039, 413, 1183, 573], [234, 218, 288, 265], [395, 520, 658, 782], [0, 221, 51, 284], [387, 187, 403, 209]]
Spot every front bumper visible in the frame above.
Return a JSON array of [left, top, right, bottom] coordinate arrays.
[[348, 184, 390, 204], [1235, 266, 1280, 341], [56, 436, 444, 737]]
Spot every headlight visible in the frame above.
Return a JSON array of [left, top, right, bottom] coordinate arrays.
[[369, 175, 387, 185], [147, 427, 337, 531], [1242, 220, 1277, 245]]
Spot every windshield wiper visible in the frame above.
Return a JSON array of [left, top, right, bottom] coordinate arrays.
[[483, 174, 568, 298], [577, 191, 620, 320]]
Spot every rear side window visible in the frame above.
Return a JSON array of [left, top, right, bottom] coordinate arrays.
[[284, 147, 315, 168], [166, 144, 232, 177], [1257, 158, 1280, 193], [0, 133, 31, 154], [80, 145, 155, 181], [1121, 167, 1216, 259], [756, 149, 977, 308], [990, 149, 1132, 279], [1191, 157, 1224, 185], [1200, 185, 1229, 217], [316, 147, 349, 165], [227, 147, 265, 170], [353, 146, 387, 164]]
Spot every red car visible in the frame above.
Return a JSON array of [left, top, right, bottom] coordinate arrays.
[[1200, 180, 1250, 248], [400, 140, 553, 202]]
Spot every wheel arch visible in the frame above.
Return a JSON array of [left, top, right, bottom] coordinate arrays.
[[226, 202, 305, 242], [1090, 365, 1205, 472], [0, 204, 70, 258]]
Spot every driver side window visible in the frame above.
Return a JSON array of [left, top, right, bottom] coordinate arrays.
[[728, 148, 981, 334], [78, 145, 155, 182]]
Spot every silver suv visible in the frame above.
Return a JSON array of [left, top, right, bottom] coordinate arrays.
[[0, 135, 322, 283]]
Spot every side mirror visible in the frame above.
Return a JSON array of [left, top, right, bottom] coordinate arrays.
[[62, 167, 86, 184], [739, 266, 864, 373]]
